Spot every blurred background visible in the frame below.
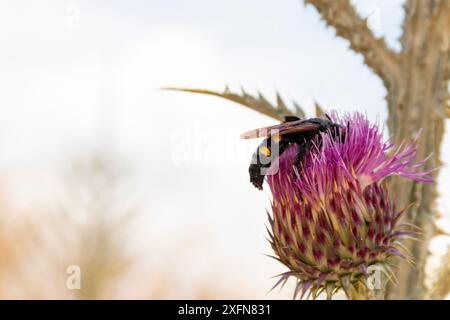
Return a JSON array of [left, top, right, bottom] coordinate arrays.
[[0, 0, 449, 299]]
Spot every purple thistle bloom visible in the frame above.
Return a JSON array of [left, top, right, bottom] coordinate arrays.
[[266, 112, 432, 299]]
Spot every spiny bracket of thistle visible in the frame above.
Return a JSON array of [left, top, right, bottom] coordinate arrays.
[[161, 86, 306, 121], [266, 112, 433, 300]]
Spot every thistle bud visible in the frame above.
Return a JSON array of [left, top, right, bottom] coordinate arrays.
[[266, 112, 432, 299]]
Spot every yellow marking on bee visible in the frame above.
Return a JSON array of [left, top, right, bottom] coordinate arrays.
[[259, 146, 271, 157]]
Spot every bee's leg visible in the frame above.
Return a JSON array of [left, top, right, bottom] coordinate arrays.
[[293, 141, 308, 170], [289, 133, 315, 172]]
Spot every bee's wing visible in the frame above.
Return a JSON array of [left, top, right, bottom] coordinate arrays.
[[240, 120, 320, 139]]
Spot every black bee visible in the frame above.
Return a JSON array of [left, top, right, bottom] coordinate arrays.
[[241, 115, 343, 190]]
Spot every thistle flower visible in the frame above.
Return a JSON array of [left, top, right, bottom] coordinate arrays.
[[266, 112, 432, 300]]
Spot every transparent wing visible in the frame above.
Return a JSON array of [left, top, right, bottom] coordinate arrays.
[[240, 120, 320, 139]]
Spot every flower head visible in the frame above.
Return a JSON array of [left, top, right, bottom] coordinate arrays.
[[266, 112, 432, 299]]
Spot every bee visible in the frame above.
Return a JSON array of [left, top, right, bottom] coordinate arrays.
[[241, 115, 343, 190]]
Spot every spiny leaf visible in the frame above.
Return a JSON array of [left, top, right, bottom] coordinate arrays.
[[162, 86, 305, 121], [314, 100, 325, 117], [293, 101, 306, 118], [276, 92, 288, 112]]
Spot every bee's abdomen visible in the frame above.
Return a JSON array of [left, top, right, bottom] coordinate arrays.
[[249, 163, 265, 190]]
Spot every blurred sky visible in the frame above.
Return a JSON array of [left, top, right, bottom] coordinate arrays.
[[0, 0, 449, 298]]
